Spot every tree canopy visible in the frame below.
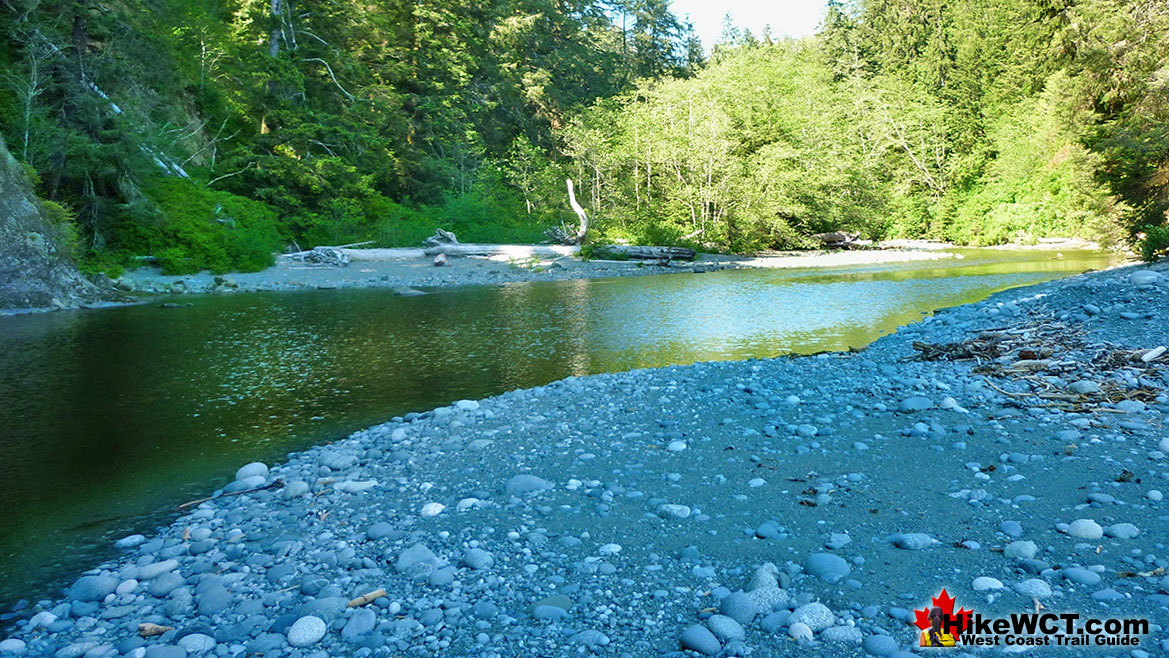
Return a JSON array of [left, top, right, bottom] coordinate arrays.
[[1, 0, 1165, 273]]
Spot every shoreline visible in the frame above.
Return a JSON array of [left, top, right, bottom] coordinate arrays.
[[111, 246, 963, 298], [1, 239, 1123, 317], [3, 260, 1167, 657]]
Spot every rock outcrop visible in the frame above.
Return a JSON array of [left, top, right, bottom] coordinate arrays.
[[0, 135, 106, 311]]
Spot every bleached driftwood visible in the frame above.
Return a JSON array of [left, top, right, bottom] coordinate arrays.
[[813, 232, 859, 249], [424, 228, 459, 247], [593, 245, 696, 261], [422, 244, 580, 258]]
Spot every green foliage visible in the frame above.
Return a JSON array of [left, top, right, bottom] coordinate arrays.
[[1140, 225, 1169, 262], [0, 0, 698, 270], [3, 0, 1161, 264], [144, 178, 281, 274], [38, 200, 81, 261], [553, 0, 1162, 252]]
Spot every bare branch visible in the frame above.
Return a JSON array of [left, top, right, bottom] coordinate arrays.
[[207, 162, 255, 187], [302, 57, 355, 102]]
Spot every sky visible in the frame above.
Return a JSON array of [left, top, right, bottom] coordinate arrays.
[[669, 0, 830, 51]]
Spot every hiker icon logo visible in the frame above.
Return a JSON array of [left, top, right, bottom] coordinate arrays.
[[914, 589, 969, 648]]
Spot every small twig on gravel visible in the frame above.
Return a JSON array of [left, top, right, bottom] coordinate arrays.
[[177, 479, 284, 510]]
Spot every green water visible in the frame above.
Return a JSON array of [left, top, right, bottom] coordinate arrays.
[[0, 249, 1116, 609]]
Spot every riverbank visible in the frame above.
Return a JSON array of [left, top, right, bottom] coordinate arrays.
[[3, 260, 1167, 657], [112, 246, 961, 297]]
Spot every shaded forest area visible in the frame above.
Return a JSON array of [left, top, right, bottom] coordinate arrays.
[[1, 0, 1167, 275]]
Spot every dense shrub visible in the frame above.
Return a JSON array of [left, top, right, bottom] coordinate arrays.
[[1140, 224, 1169, 262], [144, 178, 282, 275]]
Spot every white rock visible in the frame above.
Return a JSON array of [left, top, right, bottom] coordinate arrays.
[[1003, 541, 1038, 560], [420, 502, 445, 517], [1129, 270, 1164, 287], [0, 639, 27, 655], [657, 504, 691, 519], [1067, 519, 1103, 540], [287, 615, 327, 647], [1147, 490, 1163, 502], [788, 622, 814, 642], [972, 576, 1003, 591], [1014, 578, 1052, 598], [598, 543, 622, 555], [789, 602, 834, 632], [235, 462, 269, 481], [137, 559, 180, 580], [177, 633, 216, 654], [455, 399, 480, 411], [1104, 523, 1139, 539], [456, 497, 483, 511], [667, 440, 687, 452], [334, 479, 378, 493], [114, 534, 147, 549]]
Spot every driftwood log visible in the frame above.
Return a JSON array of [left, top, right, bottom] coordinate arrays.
[[813, 232, 858, 249], [424, 228, 459, 247], [422, 243, 580, 258], [593, 245, 696, 261]]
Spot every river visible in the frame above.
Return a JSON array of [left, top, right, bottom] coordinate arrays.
[[0, 248, 1117, 611]]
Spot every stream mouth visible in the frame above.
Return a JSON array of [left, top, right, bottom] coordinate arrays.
[[0, 248, 1118, 610]]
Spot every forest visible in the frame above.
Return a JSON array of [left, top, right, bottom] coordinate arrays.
[[1, 0, 1167, 275]]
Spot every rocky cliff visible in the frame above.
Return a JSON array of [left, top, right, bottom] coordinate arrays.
[[0, 135, 107, 311]]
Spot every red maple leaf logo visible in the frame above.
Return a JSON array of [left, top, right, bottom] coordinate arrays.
[[913, 588, 971, 634]]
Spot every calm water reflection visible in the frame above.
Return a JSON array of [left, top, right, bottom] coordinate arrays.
[[0, 249, 1116, 608]]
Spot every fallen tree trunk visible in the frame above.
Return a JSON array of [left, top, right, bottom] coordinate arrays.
[[422, 244, 580, 258], [813, 232, 859, 249], [593, 245, 696, 261]]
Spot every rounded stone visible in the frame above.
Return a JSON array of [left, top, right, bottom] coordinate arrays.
[[177, 633, 216, 654], [235, 462, 269, 481], [1014, 578, 1053, 598], [804, 553, 851, 583], [1062, 568, 1101, 586], [972, 576, 1003, 591], [706, 614, 745, 642], [504, 474, 553, 495], [1105, 523, 1139, 539], [1067, 519, 1103, 540], [287, 615, 327, 647], [679, 624, 721, 656], [863, 634, 899, 656], [789, 602, 834, 632], [889, 533, 937, 550], [1003, 540, 1038, 560], [718, 591, 757, 625], [788, 622, 813, 642], [68, 575, 117, 602], [898, 396, 933, 412], [821, 625, 863, 644]]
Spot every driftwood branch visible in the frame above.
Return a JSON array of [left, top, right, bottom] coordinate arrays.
[[348, 588, 386, 607], [178, 478, 284, 510]]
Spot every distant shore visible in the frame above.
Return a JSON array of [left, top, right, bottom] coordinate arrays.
[[113, 243, 967, 297]]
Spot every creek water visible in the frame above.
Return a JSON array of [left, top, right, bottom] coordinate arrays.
[[0, 248, 1117, 609]]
